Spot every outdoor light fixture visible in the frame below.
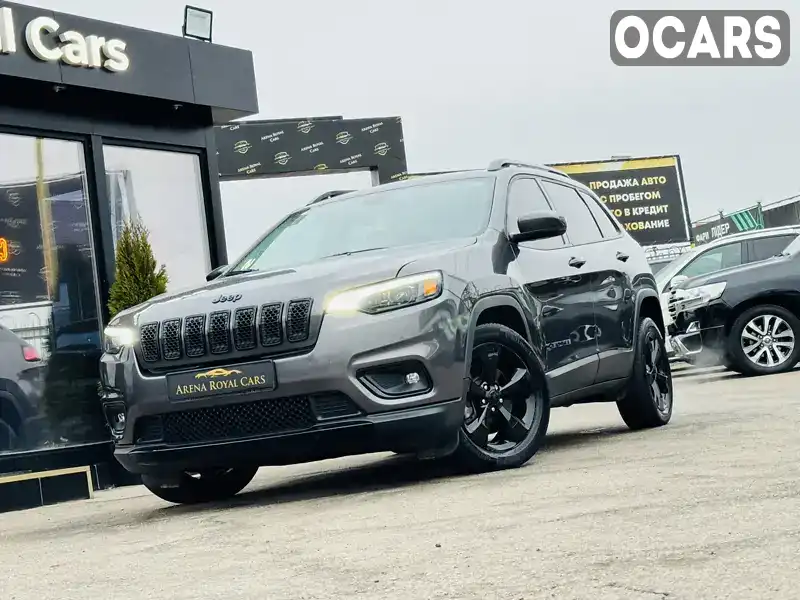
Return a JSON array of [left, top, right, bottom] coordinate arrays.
[[182, 5, 213, 42]]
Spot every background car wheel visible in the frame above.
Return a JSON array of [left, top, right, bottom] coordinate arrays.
[[141, 467, 258, 505], [727, 304, 800, 376], [617, 317, 673, 430], [0, 417, 19, 451], [452, 323, 549, 473]]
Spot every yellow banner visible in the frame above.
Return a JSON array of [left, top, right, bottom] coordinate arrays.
[[554, 156, 677, 175]]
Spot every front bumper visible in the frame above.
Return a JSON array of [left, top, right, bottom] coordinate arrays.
[[102, 292, 469, 472], [115, 399, 463, 474], [668, 301, 729, 361]]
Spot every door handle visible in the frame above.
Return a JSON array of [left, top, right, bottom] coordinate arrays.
[[568, 257, 586, 269], [542, 305, 561, 318], [616, 251, 630, 262]]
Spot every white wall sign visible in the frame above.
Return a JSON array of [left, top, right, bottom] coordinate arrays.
[[0, 6, 129, 72]]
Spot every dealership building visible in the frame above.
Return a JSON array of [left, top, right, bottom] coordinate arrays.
[[0, 1, 258, 507]]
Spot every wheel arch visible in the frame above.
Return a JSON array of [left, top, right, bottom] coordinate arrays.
[[464, 294, 532, 355], [634, 289, 666, 339], [461, 293, 547, 397]]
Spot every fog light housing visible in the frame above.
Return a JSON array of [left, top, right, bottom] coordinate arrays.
[[102, 402, 127, 440], [359, 361, 432, 398]]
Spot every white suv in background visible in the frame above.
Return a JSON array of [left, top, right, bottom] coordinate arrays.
[[655, 226, 800, 360]]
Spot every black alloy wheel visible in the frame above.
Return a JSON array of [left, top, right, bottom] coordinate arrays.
[[617, 317, 673, 430], [644, 332, 672, 415], [453, 323, 549, 472]]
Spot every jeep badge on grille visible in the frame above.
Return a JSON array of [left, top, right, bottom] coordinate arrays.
[[212, 294, 242, 304]]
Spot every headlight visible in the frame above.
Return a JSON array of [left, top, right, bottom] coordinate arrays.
[[680, 282, 727, 309], [104, 325, 136, 354], [325, 271, 443, 315]]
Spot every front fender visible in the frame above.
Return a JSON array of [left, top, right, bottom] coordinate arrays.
[[453, 287, 548, 401], [632, 288, 664, 354]]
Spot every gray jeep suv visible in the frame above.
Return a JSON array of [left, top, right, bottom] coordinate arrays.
[[100, 159, 673, 504]]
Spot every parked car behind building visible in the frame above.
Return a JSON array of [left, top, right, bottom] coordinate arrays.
[[0, 325, 46, 451]]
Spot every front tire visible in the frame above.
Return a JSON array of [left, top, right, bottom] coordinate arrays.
[[617, 317, 673, 430], [142, 467, 258, 505], [727, 304, 800, 376], [452, 323, 550, 473]]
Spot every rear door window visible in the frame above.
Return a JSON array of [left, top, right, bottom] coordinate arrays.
[[578, 191, 620, 238], [748, 234, 797, 262], [539, 180, 603, 246]]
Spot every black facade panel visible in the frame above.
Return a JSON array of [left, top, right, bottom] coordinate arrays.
[[764, 201, 800, 228], [0, 2, 259, 485], [53, 12, 196, 103], [0, 0, 258, 121], [0, 77, 211, 145], [189, 41, 259, 122], [0, 4, 62, 83]]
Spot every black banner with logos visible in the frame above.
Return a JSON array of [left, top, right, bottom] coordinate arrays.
[[0, 175, 90, 306], [215, 117, 408, 185], [692, 205, 764, 246], [0, 181, 47, 305], [552, 156, 691, 246]]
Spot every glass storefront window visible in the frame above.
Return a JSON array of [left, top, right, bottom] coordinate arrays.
[[102, 146, 210, 292], [0, 134, 105, 453]]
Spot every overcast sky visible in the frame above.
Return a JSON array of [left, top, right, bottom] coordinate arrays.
[[18, 0, 800, 257]]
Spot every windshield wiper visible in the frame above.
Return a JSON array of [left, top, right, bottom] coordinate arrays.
[[225, 268, 258, 276], [320, 246, 388, 259]]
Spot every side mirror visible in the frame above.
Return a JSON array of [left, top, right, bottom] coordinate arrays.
[[511, 211, 567, 243], [206, 265, 228, 282], [669, 275, 689, 290]]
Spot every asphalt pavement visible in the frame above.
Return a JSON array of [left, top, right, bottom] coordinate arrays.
[[1, 363, 799, 600]]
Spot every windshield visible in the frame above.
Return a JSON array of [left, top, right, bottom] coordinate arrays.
[[230, 177, 495, 273]]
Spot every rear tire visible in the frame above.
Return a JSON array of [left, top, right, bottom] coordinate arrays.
[[452, 323, 549, 473], [617, 317, 673, 430], [142, 467, 258, 505], [726, 304, 800, 376]]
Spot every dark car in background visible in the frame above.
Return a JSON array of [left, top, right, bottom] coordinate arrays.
[[668, 231, 800, 375], [656, 226, 800, 362], [0, 325, 46, 451]]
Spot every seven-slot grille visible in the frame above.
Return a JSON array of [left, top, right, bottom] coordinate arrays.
[[139, 299, 313, 363]]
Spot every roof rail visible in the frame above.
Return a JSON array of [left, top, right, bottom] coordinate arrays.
[[487, 159, 569, 177], [307, 190, 354, 205]]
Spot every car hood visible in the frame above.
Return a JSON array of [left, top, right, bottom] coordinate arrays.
[[115, 237, 477, 325]]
